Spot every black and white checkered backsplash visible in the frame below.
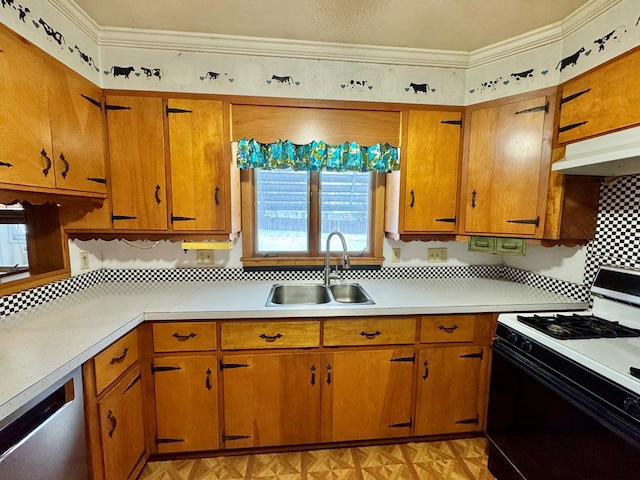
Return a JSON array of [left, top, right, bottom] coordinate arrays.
[[585, 175, 640, 288], [0, 263, 585, 317]]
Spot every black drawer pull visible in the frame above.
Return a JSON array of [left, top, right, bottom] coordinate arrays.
[[259, 333, 283, 342], [360, 330, 381, 339], [438, 324, 459, 333], [422, 360, 429, 380], [172, 332, 197, 341], [109, 347, 128, 365]]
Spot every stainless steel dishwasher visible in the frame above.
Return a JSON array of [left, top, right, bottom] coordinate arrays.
[[0, 367, 88, 480]]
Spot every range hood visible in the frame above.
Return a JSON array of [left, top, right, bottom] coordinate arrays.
[[552, 125, 640, 176]]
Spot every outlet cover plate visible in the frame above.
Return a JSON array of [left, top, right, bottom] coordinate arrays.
[[427, 247, 447, 263]]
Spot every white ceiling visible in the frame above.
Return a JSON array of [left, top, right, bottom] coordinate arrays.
[[72, 0, 591, 52]]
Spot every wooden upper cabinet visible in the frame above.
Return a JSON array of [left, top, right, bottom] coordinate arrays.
[[105, 95, 167, 230], [167, 99, 230, 232], [461, 95, 551, 237], [48, 64, 107, 194], [0, 27, 55, 189], [400, 110, 462, 233], [557, 48, 640, 145]]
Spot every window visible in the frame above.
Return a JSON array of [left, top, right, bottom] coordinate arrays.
[[242, 169, 385, 267], [0, 204, 28, 277]]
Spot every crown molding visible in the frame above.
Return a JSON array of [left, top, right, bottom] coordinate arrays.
[[51, 0, 620, 70]]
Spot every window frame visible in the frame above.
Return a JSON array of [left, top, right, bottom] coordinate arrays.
[[240, 168, 386, 268]]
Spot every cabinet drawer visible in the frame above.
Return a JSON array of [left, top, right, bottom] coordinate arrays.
[[323, 317, 416, 346], [94, 329, 139, 395], [221, 321, 320, 349], [153, 322, 217, 352], [420, 315, 476, 343]]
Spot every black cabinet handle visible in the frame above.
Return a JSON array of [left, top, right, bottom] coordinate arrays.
[[214, 186, 220, 206], [326, 364, 332, 385], [109, 347, 128, 365], [435, 217, 456, 223], [107, 410, 117, 437], [422, 360, 429, 380], [259, 333, 283, 343], [471, 190, 477, 208], [360, 330, 381, 339], [506, 216, 540, 227], [310, 365, 316, 385], [205, 368, 212, 391], [0, 161, 13, 168], [409, 190, 415, 208], [172, 332, 196, 341], [154, 184, 161, 204], [40, 149, 52, 177], [438, 324, 459, 333], [59, 153, 69, 179]]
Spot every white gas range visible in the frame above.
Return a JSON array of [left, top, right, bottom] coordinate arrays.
[[487, 265, 640, 480]]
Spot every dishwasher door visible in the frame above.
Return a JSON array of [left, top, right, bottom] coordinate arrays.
[[0, 367, 88, 480]]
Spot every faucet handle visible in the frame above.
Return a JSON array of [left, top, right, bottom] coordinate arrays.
[[343, 253, 351, 270]]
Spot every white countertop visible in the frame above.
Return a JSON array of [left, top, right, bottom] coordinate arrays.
[[0, 277, 586, 422]]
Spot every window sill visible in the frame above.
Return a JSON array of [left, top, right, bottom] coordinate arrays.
[[241, 255, 384, 269]]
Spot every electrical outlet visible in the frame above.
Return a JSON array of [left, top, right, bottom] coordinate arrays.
[[427, 247, 447, 263], [196, 250, 215, 265], [79, 251, 89, 270], [391, 247, 401, 263]]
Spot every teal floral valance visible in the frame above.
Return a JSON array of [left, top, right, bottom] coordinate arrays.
[[236, 138, 399, 173]]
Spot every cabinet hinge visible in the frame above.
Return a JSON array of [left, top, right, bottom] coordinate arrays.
[[122, 372, 142, 395], [559, 88, 591, 109], [459, 351, 484, 360], [219, 360, 250, 370], [559, 121, 589, 133], [87, 177, 107, 184], [506, 216, 539, 227], [166, 106, 193, 116], [441, 119, 462, 126], [387, 421, 412, 428], [435, 216, 456, 223], [81, 94, 102, 110], [104, 104, 131, 113], [171, 214, 197, 223], [455, 414, 479, 425], [390, 355, 416, 363], [151, 362, 182, 374], [156, 437, 185, 444], [222, 433, 251, 441], [111, 214, 137, 222], [515, 102, 549, 115]]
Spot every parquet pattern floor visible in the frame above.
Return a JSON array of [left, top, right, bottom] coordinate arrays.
[[138, 437, 495, 480]]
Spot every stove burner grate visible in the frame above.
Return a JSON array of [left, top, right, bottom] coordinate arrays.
[[516, 313, 640, 339]]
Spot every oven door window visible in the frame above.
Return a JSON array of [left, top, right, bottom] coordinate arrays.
[[486, 347, 640, 480]]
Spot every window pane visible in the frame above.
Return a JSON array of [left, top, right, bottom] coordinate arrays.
[[0, 204, 28, 269], [256, 169, 309, 252], [320, 171, 371, 252]]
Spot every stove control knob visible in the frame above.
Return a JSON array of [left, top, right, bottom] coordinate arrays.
[[521, 340, 533, 353], [507, 332, 519, 344], [624, 397, 640, 419]]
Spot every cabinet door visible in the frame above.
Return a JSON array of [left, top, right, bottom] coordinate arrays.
[[321, 348, 414, 442], [402, 110, 461, 233], [0, 27, 55, 188], [415, 346, 488, 435], [98, 366, 145, 480], [154, 355, 219, 452], [167, 99, 229, 231], [105, 95, 167, 230], [48, 65, 107, 194], [462, 96, 549, 236], [558, 49, 640, 144], [222, 352, 321, 448]]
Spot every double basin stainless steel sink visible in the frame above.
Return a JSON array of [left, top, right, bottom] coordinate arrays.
[[266, 282, 374, 306]]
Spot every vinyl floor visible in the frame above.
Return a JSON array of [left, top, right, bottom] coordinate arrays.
[[138, 436, 495, 480]]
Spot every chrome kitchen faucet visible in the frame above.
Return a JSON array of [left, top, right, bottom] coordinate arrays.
[[324, 231, 351, 287]]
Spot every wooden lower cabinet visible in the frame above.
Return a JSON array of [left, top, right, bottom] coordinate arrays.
[[97, 366, 146, 480], [221, 352, 322, 448], [414, 346, 489, 435], [153, 355, 219, 453], [321, 348, 414, 442]]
